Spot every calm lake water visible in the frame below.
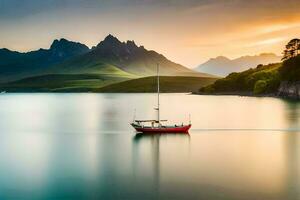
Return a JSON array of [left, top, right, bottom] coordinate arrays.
[[1, 93, 300, 200]]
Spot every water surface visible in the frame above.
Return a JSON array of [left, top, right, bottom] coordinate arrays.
[[0, 93, 300, 199]]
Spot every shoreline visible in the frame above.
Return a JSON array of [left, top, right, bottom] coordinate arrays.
[[192, 91, 276, 97], [192, 91, 300, 101], [1, 90, 299, 101]]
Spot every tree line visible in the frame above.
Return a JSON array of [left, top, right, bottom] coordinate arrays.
[[282, 38, 300, 61]]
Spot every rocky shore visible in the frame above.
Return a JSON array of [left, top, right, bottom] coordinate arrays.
[[277, 81, 300, 99]]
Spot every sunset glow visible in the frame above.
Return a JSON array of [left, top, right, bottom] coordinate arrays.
[[0, 0, 300, 67]]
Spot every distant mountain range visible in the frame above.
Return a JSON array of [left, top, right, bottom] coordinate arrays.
[[0, 39, 90, 82], [0, 34, 210, 83], [0, 35, 215, 92], [195, 53, 282, 77]]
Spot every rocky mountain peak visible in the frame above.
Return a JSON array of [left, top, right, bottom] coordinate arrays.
[[50, 38, 88, 51], [98, 34, 122, 47]]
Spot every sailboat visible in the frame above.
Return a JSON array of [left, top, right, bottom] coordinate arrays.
[[130, 64, 192, 134]]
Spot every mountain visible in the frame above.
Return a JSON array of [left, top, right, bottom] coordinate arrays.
[[0, 35, 211, 84], [0, 34, 215, 92], [48, 39, 90, 62], [47, 34, 209, 77], [0, 39, 90, 82], [195, 53, 282, 77]]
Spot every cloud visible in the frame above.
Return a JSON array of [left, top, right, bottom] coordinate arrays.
[[0, 0, 300, 66], [246, 37, 288, 47]]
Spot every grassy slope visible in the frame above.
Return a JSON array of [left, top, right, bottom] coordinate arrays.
[[0, 75, 217, 93], [46, 44, 213, 78], [95, 76, 218, 93], [0, 56, 139, 83], [120, 56, 213, 77], [0, 74, 132, 92], [0, 61, 217, 92], [199, 63, 282, 95], [0, 61, 141, 92], [46, 57, 137, 78]]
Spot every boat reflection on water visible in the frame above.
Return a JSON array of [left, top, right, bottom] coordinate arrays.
[[132, 133, 190, 199], [134, 132, 190, 141]]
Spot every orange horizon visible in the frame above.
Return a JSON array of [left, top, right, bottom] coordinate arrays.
[[0, 0, 299, 67]]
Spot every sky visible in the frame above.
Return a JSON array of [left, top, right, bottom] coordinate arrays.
[[0, 0, 300, 67]]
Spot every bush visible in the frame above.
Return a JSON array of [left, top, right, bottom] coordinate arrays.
[[253, 80, 268, 94], [199, 85, 215, 93]]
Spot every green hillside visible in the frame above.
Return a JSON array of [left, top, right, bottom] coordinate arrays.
[[199, 62, 282, 95], [199, 55, 300, 95], [0, 75, 217, 93], [47, 61, 137, 78], [95, 76, 218, 93], [199, 39, 300, 96], [0, 74, 132, 92]]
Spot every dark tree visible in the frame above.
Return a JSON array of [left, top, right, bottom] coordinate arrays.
[[279, 55, 300, 81], [282, 38, 300, 61]]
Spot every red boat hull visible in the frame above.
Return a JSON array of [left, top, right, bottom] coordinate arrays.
[[132, 124, 191, 134]]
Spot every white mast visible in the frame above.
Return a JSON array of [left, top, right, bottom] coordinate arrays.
[[157, 63, 160, 125]]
